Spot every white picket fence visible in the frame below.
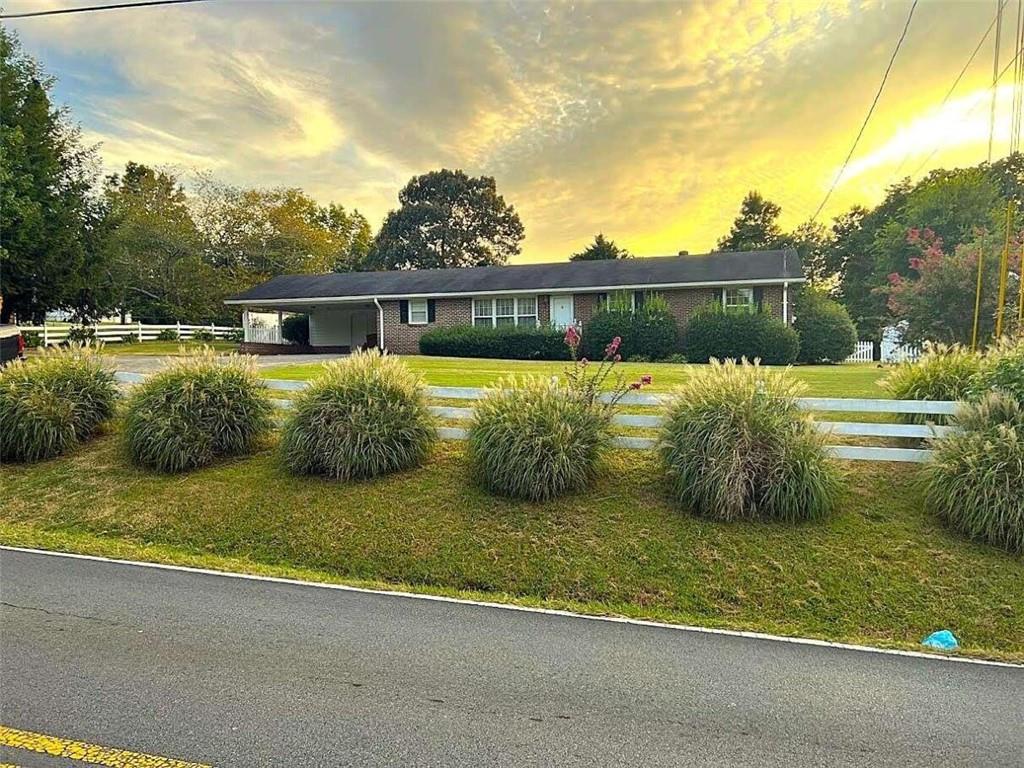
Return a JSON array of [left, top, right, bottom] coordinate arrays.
[[19, 322, 241, 346], [843, 340, 923, 364], [113, 372, 958, 463], [845, 341, 875, 363]]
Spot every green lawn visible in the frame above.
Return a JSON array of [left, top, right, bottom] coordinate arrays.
[[2, 434, 1019, 661], [265, 356, 889, 397], [102, 340, 239, 356]]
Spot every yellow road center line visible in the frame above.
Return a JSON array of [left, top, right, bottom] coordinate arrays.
[[0, 726, 211, 768]]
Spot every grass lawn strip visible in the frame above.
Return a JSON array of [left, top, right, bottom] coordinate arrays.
[[262, 357, 888, 398], [2, 435, 1019, 662]]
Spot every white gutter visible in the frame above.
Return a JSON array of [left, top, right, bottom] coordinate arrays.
[[224, 277, 806, 306], [372, 297, 384, 351]]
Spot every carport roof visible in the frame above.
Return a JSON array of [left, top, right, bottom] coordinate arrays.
[[226, 248, 803, 304]]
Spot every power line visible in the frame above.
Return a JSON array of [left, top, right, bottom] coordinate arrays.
[[0, 0, 208, 19], [910, 33, 1024, 178], [887, 11, 999, 184], [811, 0, 919, 222]]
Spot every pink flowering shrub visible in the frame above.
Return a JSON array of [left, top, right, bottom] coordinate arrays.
[[562, 326, 651, 415]]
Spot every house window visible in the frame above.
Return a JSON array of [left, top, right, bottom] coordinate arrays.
[[408, 298, 429, 325], [516, 296, 537, 327], [473, 299, 493, 327], [599, 290, 635, 312], [472, 296, 538, 328], [723, 287, 756, 314]]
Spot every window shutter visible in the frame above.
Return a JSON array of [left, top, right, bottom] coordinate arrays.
[[399, 300, 409, 324], [427, 299, 436, 323], [633, 290, 646, 312], [754, 287, 764, 312], [597, 292, 608, 309]]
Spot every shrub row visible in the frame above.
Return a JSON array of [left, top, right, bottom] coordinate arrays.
[[420, 324, 570, 360]]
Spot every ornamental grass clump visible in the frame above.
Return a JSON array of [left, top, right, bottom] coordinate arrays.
[[0, 345, 118, 462], [122, 350, 273, 472], [882, 343, 980, 424], [469, 328, 650, 501], [279, 350, 435, 481], [659, 358, 842, 523], [922, 393, 1024, 553]]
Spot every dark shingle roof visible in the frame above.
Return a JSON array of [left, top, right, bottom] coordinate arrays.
[[226, 249, 802, 304]]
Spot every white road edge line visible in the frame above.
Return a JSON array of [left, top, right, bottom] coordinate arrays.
[[2, 545, 1021, 670]]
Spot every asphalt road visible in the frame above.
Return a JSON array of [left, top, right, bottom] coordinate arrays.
[[1, 548, 1021, 768]]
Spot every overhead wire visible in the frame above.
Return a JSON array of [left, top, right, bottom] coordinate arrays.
[[810, 0, 919, 222]]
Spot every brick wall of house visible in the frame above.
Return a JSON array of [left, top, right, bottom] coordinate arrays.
[[381, 297, 472, 355], [380, 284, 794, 355]]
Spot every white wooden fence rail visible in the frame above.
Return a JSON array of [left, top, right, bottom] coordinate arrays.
[[19, 322, 241, 346], [114, 372, 959, 464]]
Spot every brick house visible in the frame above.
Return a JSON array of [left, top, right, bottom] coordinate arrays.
[[226, 249, 804, 355]]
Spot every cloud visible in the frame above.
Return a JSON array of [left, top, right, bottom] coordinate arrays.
[[3, 0, 1001, 260]]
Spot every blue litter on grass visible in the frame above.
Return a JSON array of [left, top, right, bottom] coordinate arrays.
[[922, 630, 959, 650]]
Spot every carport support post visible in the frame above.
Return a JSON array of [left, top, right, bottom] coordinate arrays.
[[277, 310, 283, 344], [782, 282, 790, 324], [241, 310, 250, 343]]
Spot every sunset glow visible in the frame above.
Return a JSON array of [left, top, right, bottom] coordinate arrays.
[[4, 0, 1014, 260]]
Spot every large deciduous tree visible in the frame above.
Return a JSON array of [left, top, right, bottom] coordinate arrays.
[[717, 191, 787, 252], [368, 169, 524, 270], [103, 163, 226, 322], [194, 178, 372, 284], [0, 27, 109, 322], [569, 233, 631, 261]]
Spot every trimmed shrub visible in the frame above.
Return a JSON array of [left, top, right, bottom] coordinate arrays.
[[21, 330, 42, 349], [280, 350, 435, 480], [419, 324, 569, 360], [882, 343, 980, 424], [156, 328, 179, 341], [659, 359, 842, 522], [468, 376, 609, 501], [123, 351, 273, 472], [681, 304, 799, 365], [0, 345, 118, 462], [120, 333, 138, 344], [226, 328, 244, 343], [923, 393, 1024, 552], [581, 297, 680, 361], [971, 336, 1024, 404], [191, 328, 216, 342], [794, 291, 857, 364], [282, 315, 310, 346]]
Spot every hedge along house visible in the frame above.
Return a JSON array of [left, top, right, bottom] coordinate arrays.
[[225, 248, 804, 355]]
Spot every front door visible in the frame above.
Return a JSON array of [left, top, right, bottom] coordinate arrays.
[[550, 295, 574, 329]]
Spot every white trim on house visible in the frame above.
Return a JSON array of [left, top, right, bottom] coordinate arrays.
[[224, 277, 805, 306]]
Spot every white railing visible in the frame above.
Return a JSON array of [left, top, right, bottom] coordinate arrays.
[[845, 341, 874, 363], [19, 322, 240, 346], [113, 372, 959, 463], [246, 325, 283, 345]]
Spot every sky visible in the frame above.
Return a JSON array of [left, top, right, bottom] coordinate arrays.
[[4, 0, 1020, 262]]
